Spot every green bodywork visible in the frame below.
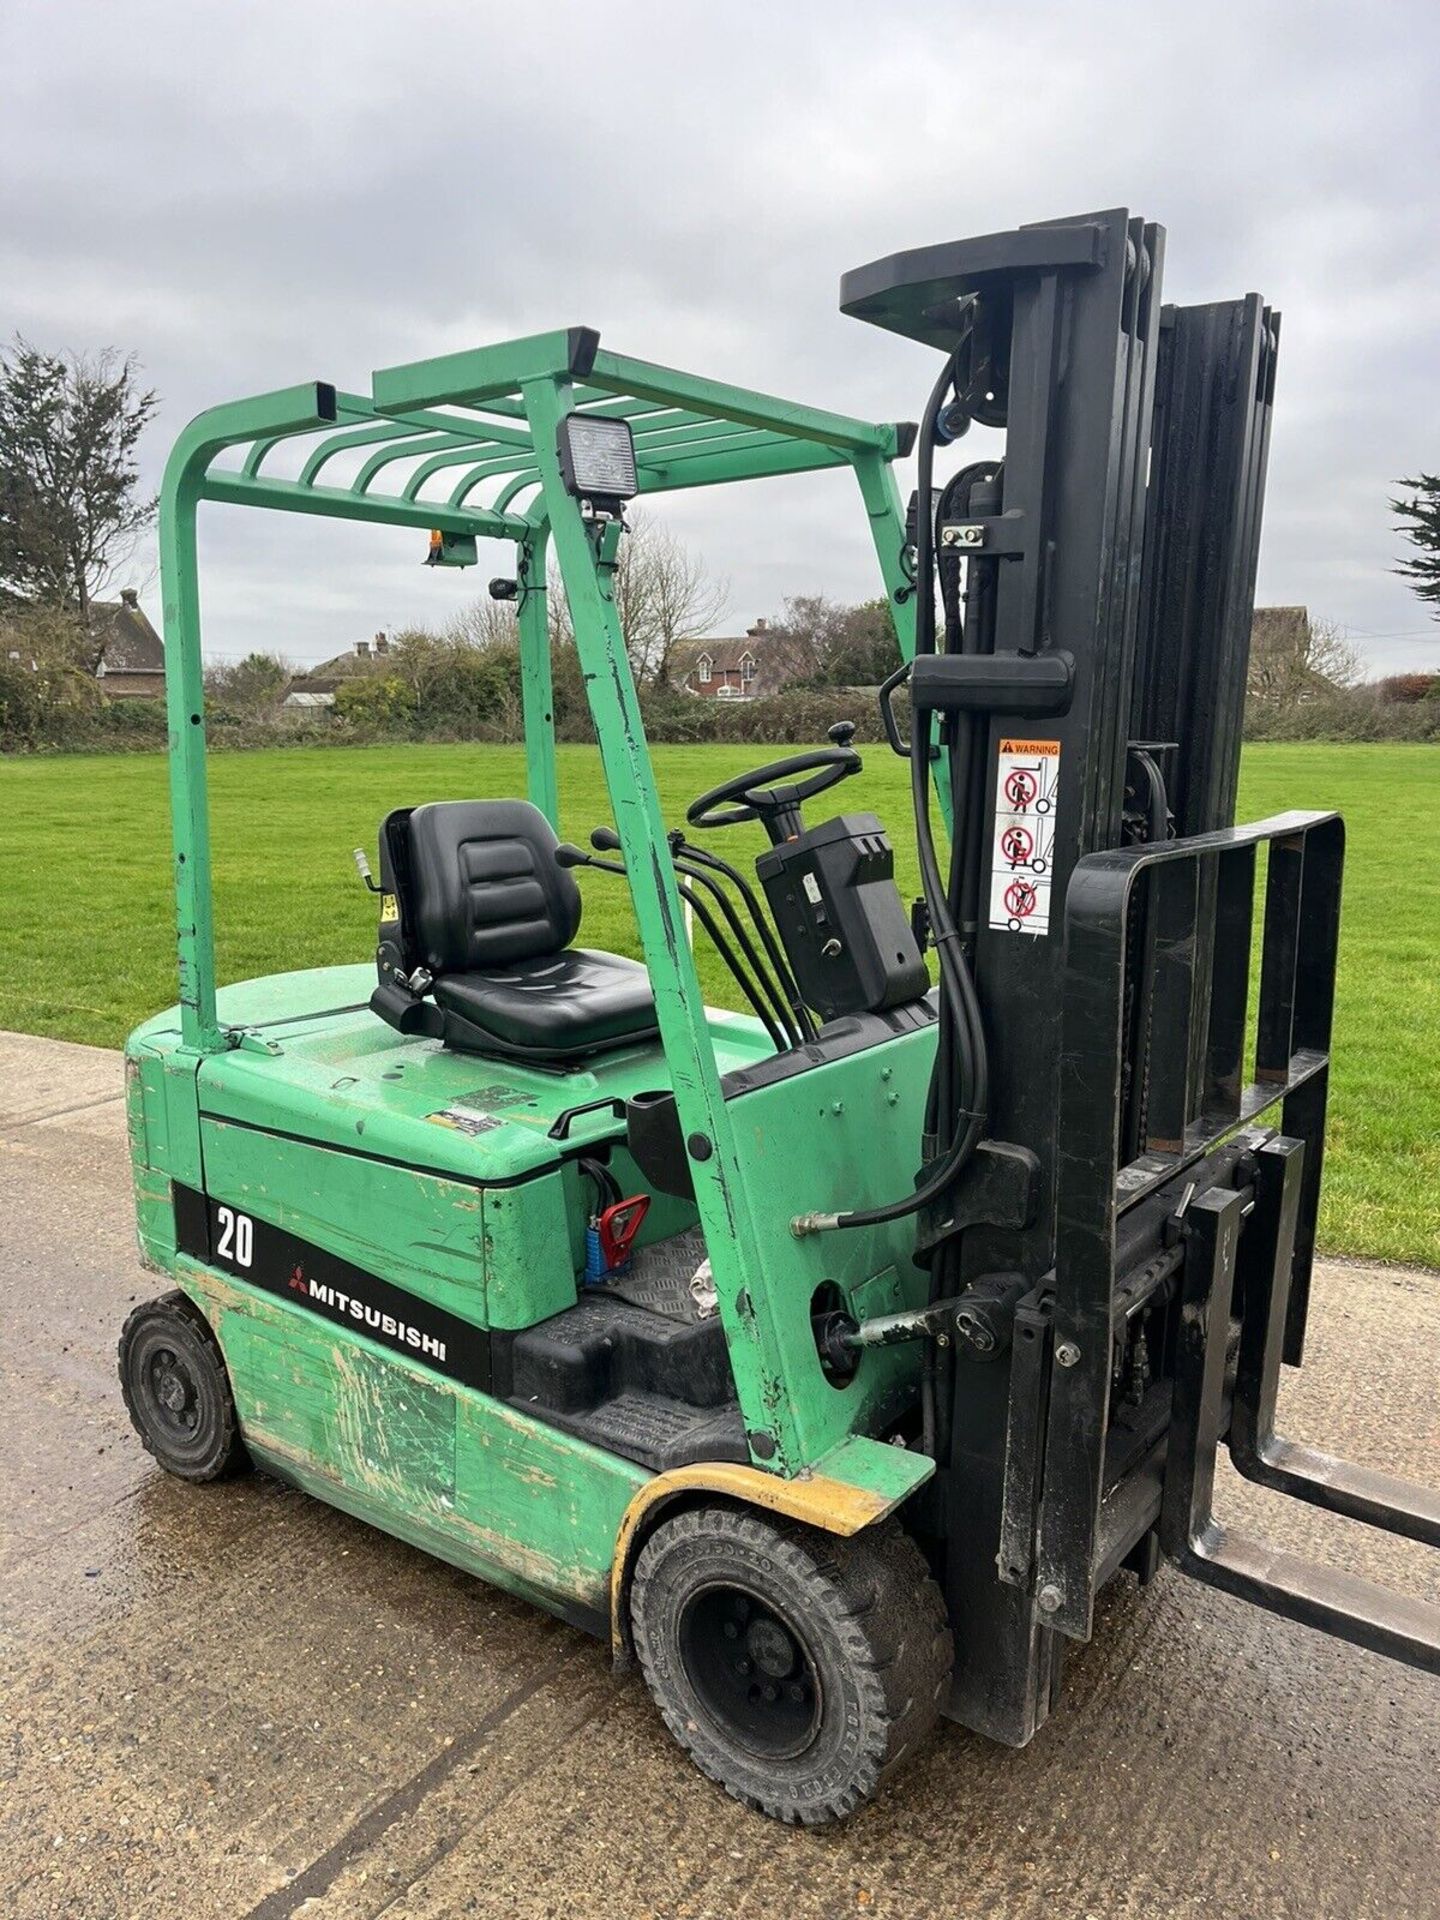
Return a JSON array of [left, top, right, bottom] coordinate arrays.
[[130, 328, 942, 1630]]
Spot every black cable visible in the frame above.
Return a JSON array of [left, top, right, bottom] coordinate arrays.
[[577, 845, 789, 1052], [673, 877, 788, 1051], [673, 854, 803, 1046], [578, 1156, 621, 1212], [823, 820, 984, 1236], [946, 464, 996, 1111], [675, 838, 818, 1042], [927, 459, 1001, 1459], [828, 350, 993, 1233], [1131, 747, 1170, 842], [912, 351, 959, 659], [918, 350, 974, 1147]]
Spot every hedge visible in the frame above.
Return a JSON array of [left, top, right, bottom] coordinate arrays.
[[5, 673, 1438, 755]]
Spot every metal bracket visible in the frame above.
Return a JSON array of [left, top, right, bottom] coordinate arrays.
[[938, 512, 1034, 562], [915, 1137, 1041, 1258]]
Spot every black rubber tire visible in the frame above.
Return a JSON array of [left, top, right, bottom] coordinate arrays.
[[630, 1505, 952, 1824], [118, 1291, 250, 1483]]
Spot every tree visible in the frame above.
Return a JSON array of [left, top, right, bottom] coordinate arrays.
[[829, 597, 901, 686], [547, 510, 727, 686], [0, 338, 159, 631], [382, 625, 465, 708], [1375, 671, 1440, 704], [1392, 474, 1440, 618], [762, 593, 899, 688], [363, 622, 519, 734], [0, 600, 105, 749], [334, 674, 417, 732], [760, 593, 841, 687], [443, 597, 519, 652], [0, 601, 98, 708], [204, 651, 293, 720]]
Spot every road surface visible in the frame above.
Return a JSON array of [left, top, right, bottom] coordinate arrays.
[[2, 1032, 1436, 1919]]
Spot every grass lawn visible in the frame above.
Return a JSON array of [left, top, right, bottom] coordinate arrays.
[[2, 740, 1435, 1266]]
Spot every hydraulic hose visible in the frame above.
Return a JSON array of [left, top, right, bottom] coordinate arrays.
[[566, 841, 790, 1052], [925, 457, 1002, 1459], [675, 838, 818, 1042], [912, 352, 959, 659], [1130, 746, 1170, 842], [808, 348, 992, 1235], [673, 876, 790, 1051], [672, 854, 803, 1046]]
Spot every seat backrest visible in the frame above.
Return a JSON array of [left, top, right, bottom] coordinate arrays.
[[406, 800, 582, 974]]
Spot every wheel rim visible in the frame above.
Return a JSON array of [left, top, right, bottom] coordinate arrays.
[[142, 1343, 203, 1443], [677, 1582, 822, 1761]]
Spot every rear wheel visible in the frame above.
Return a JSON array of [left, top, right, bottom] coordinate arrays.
[[630, 1505, 951, 1824], [118, 1291, 250, 1483]]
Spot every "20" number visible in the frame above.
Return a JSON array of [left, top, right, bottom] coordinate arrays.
[[215, 1205, 254, 1269]]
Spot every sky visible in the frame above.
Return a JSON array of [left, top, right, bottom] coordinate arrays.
[[3, 0, 1438, 674]]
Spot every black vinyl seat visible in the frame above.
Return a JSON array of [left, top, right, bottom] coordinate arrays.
[[372, 799, 658, 1062], [433, 950, 656, 1055]]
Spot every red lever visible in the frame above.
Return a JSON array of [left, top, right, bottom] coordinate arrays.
[[598, 1194, 650, 1270]]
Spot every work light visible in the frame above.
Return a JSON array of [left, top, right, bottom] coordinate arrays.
[[556, 412, 639, 502]]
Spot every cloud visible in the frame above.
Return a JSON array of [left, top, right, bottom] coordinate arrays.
[[3, 0, 1437, 667]]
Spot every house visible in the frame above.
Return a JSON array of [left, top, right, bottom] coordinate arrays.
[[284, 633, 392, 708], [1247, 606, 1339, 704], [91, 589, 166, 699], [674, 619, 776, 699]]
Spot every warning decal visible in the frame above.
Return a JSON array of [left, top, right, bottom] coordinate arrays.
[[989, 738, 1060, 937]]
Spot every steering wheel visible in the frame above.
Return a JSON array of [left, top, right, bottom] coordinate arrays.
[[686, 744, 862, 841]]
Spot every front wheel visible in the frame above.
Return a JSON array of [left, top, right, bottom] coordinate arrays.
[[118, 1291, 250, 1483], [630, 1505, 951, 1824]]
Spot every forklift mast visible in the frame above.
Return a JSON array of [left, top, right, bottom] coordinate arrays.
[[842, 209, 1438, 1742]]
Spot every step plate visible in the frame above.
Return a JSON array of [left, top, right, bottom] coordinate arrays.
[[601, 1228, 711, 1323]]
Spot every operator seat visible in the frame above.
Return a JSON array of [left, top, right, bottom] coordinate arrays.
[[369, 800, 658, 1062]]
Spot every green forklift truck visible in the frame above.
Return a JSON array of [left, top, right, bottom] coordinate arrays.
[[121, 209, 1438, 1825]]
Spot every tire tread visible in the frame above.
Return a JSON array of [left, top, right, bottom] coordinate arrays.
[[630, 1503, 951, 1825], [118, 1290, 250, 1483]]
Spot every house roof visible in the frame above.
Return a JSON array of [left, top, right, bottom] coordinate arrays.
[[1248, 605, 1342, 698], [673, 629, 769, 678], [309, 636, 393, 678], [683, 644, 755, 673], [92, 589, 164, 675], [1250, 606, 1309, 653]]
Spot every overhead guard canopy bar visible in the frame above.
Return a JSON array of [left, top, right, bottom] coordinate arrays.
[[168, 331, 912, 542], [372, 327, 908, 456]]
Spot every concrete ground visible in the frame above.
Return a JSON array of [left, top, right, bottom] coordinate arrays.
[[1, 1031, 1436, 1920]]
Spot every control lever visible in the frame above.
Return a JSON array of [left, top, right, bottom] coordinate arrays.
[[556, 842, 612, 870], [352, 847, 382, 892]]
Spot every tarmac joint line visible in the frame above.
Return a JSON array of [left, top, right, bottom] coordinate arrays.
[[241, 1645, 578, 1920]]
